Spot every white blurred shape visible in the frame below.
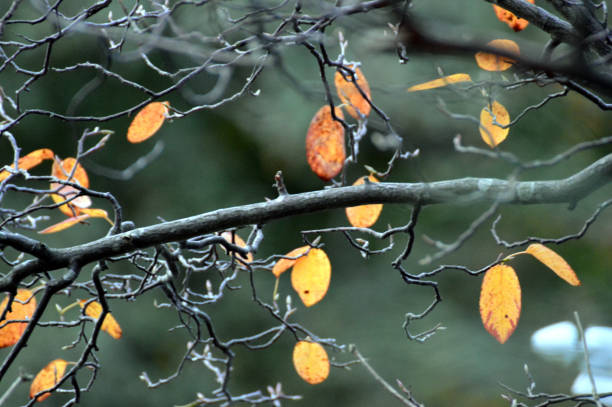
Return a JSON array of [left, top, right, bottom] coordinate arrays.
[[531, 321, 579, 365]]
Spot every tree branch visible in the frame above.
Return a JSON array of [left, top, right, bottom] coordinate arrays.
[[1, 153, 610, 288]]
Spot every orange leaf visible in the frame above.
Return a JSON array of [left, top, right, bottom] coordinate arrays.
[[292, 340, 330, 384], [407, 73, 472, 92], [479, 101, 510, 148], [335, 65, 371, 119], [479, 264, 521, 344], [51, 157, 89, 188], [493, 0, 534, 32], [475, 39, 520, 71], [80, 208, 114, 225], [220, 231, 254, 263], [39, 214, 91, 234], [30, 359, 68, 401], [79, 300, 123, 339], [51, 157, 90, 217], [526, 244, 581, 286], [127, 101, 169, 143], [306, 105, 345, 181], [272, 246, 310, 278], [345, 175, 383, 227], [0, 148, 54, 182], [0, 289, 36, 348], [291, 248, 331, 307]]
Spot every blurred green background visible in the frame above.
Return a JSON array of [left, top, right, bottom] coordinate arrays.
[[0, 0, 611, 406]]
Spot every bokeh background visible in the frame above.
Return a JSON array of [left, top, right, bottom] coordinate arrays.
[[1, 0, 611, 406]]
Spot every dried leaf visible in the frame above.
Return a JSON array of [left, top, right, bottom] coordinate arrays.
[[30, 359, 68, 401], [0, 148, 54, 182], [526, 244, 581, 286], [220, 231, 254, 263], [493, 0, 534, 32], [306, 105, 346, 181], [292, 340, 330, 384], [479, 264, 521, 344], [291, 248, 331, 307], [39, 214, 91, 234], [0, 289, 37, 348], [79, 300, 123, 339], [51, 157, 90, 217], [272, 246, 310, 278], [335, 65, 371, 119], [407, 73, 472, 92], [127, 101, 169, 143], [479, 101, 510, 148], [80, 208, 114, 225], [475, 39, 520, 71], [345, 175, 383, 228]]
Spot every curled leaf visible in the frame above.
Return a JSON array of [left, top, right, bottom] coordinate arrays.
[[0, 289, 37, 348], [291, 248, 331, 307], [272, 246, 310, 278], [493, 0, 534, 32], [127, 101, 169, 143], [479, 101, 510, 148], [80, 208, 114, 225], [407, 73, 472, 92], [292, 340, 330, 384], [479, 264, 521, 344], [0, 148, 54, 182], [345, 175, 383, 228], [526, 244, 581, 286], [475, 39, 520, 71], [79, 300, 123, 339], [220, 231, 254, 263], [306, 105, 345, 181], [30, 359, 68, 402], [335, 65, 371, 119], [39, 214, 91, 234]]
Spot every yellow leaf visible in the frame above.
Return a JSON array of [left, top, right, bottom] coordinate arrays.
[[493, 0, 534, 32], [79, 300, 123, 339], [80, 208, 114, 225], [291, 248, 331, 307], [0, 148, 54, 182], [335, 65, 371, 119], [39, 214, 91, 234], [271, 246, 310, 278], [479, 264, 521, 344], [479, 101, 510, 148], [475, 39, 520, 72], [127, 101, 169, 143], [0, 289, 36, 348], [306, 106, 345, 181], [292, 340, 330, 384], [345, 175, 383, 227], [30, 359, 68, 402], [407, 73, 472, 92], [526, 244, 581, 286], [51, 157, 90, 217], [220, 231, 254, 263]]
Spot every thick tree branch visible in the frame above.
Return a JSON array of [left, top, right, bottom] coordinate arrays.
[[1, 153, 610, 288]]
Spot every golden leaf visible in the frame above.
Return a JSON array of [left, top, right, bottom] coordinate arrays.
[[39, 214, 92, 234], [51, 157, 90, 217], [475, 39, 520, 72], [479, 101, 510, 148], [0, 148, 54, 182], [493, 0, 534, 32], [306, 105, 345, 181], [0, 289, 37, 348], [345, 175, 383, 228], [79, 300, 123, 339], [271, 246, 310, 278], [220, 231, 254, 263], [127, 101, 169, 143], [479, 264, 521, 343], [526, 243, 581, 286], [291, 248, 331, 307], [335, 65, 371, 119], [30, 359, 68, 402], [292, 340, 330, 384], [407, 73, 472, 92]]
